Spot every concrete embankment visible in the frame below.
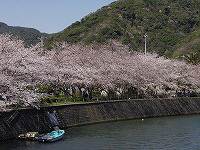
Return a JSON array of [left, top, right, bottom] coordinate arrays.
[[0, 97, 200, 141]]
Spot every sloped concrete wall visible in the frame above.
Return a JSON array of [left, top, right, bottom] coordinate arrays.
[[0, 97, 200, 141]]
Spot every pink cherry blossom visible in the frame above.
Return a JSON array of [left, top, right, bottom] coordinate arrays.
[[0, 34, 199, 111]]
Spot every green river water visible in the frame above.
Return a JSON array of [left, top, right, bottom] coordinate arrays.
[[1, 114, 200, 150]]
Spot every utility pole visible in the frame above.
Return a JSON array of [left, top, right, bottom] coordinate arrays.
[[144, 33, 148, 55]]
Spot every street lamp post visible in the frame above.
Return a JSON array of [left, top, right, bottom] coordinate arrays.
[[144, 33, 148, 55]]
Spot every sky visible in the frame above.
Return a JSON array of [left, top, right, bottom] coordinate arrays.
[[0, 0, 116, 34]]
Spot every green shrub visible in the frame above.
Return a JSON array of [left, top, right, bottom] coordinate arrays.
[[39, 96, 83, 105]]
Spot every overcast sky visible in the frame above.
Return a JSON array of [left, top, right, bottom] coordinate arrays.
[[0, 0, 116, 34]]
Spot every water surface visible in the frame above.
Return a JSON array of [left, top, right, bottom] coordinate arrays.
[[1, 115, 200, 150]]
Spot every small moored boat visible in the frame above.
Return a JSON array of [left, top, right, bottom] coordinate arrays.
[[18, 132, 39, 140], [36, 130, 65, 142]]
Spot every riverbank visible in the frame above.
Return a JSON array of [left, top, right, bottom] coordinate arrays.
[[0, 97, 200, 141]]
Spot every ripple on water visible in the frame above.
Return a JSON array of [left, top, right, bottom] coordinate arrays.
[[0, 115, 200, 150]]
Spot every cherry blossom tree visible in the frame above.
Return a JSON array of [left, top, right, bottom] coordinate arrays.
[[41, 40, 200, 99], [0, 34, 200, 111], [0, 34, 44, 110]]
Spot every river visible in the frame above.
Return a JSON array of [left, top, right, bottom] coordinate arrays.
[[1, 114, 200, 150]]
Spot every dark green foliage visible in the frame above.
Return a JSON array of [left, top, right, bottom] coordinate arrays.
[[36, 84, 50, 93], [40, 96, 82, 105], [24, 85, 34, 90], [173, 29, 200, 58], [44, 0, 200, 58], [0, 22, 48, 47], [181, 52, 200, 65]]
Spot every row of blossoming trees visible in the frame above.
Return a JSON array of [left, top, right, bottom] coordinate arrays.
[[0, 34, 200, 110]]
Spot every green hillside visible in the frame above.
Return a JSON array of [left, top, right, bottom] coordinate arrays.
[[0, 22, 48, 47], [173, 29, 200, 57], [45, 0, 200, 58]]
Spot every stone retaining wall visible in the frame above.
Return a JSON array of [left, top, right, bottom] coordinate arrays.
[[0, 97, 200, 141]]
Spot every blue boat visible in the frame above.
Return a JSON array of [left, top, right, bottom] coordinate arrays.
[[36, 130, 65, 143]]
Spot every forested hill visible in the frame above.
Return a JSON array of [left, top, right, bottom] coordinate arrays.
[[0, 22, 48, 47], [45, 0, 200, 58]]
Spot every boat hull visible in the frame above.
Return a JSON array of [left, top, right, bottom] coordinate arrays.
[[36, 130, 65, 143]]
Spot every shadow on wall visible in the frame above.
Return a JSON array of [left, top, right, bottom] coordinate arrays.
[[0, 97, 200, 141]]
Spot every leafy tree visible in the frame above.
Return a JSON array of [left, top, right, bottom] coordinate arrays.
[[44, 0, 200, 58], [181, 52, 200, 65]]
